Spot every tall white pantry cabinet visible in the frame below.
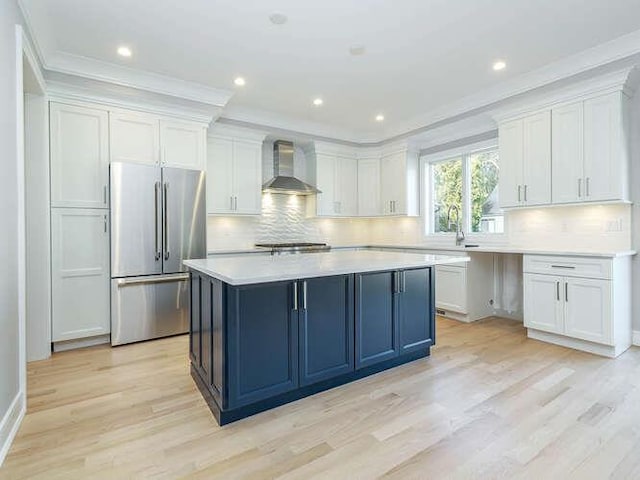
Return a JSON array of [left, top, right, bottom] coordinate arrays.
[[49, 100, 207, 348]]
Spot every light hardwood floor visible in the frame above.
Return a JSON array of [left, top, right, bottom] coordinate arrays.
[[2, 317, 640, 479]]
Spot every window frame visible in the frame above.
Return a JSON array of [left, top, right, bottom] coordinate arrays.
[[420, 139, 506, 242]]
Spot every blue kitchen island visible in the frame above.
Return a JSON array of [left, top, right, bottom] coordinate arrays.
[[184, 250, 469, 425]]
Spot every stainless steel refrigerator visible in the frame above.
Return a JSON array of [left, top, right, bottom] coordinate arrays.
[[110, 162, 206, 346]]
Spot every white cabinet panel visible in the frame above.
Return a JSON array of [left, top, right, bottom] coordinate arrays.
[[380, 151, 407, 215], [552, 102, 583, 204], [51, 208, 110, 341], [435, 265, 467, 314], [498, 119, 524, 208], [524, 273, 564, 334], [160, 119, 206, 170], [357, 158, 381, 216], [564, 277, 612, 345], [315, 154, 338, 216], [206, 137, 262, 215], [207, 137, 234, 214], [233, 141, 263, 214], [337, 157, 358, 216], [50, 102, 109, 208], [522, 111, 551, 206], [583, 92, 626, 202], [110, 111, 160, 165]]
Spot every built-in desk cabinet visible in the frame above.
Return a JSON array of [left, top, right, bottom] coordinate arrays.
[[523, 254, 631, 357]]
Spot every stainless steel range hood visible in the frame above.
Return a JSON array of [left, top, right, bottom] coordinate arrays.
[[262, 140, 320, 195]]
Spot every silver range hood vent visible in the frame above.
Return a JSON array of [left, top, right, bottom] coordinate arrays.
[[262, 140, 321, 195]]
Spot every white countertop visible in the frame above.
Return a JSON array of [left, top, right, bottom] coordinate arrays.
[[207, 244, 636, 258], [186, 250, 470, 285]]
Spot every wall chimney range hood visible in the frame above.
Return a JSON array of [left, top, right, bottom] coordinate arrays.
[[262, 140, 320, 195]]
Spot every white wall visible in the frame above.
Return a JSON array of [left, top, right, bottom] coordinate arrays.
[[0, 0, 24, 463]]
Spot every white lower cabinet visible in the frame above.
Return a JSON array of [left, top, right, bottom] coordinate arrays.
[[523, 254, 630, 357], [435, 265, 467, 314], [51, 208, 110, 342]]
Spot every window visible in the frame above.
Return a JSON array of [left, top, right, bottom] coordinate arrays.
[[425, 144, 503, 235]]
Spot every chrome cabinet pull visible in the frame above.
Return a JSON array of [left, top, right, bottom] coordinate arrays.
[[230, 196, 233, 210], [586, 177, 590, 197], [103, 214, 107, 233], [103, 185, 107, 204], [578, 178, 582, 198], [565, 282, 568, 302], [556, 281, 560, 301], [154, 182, 161, 260], [518, 185, 521, 202], [524, 185, 528, 202], [234, 196, 238, 211], [164, 182, 170, 260], [302, 281, 308, 310], [293, 282, 298, 311], [551, 265, 575, 269], [401, 271, 406, 292]]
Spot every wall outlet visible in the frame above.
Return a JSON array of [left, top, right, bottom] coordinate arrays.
[[605, 218, 623, 232]]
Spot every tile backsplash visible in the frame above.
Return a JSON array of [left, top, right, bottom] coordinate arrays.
[[208, 195, 632, 252]]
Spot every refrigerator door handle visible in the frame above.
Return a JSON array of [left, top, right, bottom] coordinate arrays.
[[164, 182, 170, 260], [154, 182, 161, 261]]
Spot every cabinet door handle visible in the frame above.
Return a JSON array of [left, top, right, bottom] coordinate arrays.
[[103, 214, 107, 233], [401, 271, 406, 292], [230, 196, 233, 210], [154, 182, 161, 260], [103, 185, 107, 204], [524, 185, 528, 202], [578, 178, 582, 198], [234, 196, 238, 211], [302, 280, 308, 310], [551, 265, 575, 269], [518, 185, 522, 202], [556, 281, 560, 301], [586, 177, 590, 197], [393, 271, 399, 293], [565, 282, 568, 302], [293, 282, 298, 311]]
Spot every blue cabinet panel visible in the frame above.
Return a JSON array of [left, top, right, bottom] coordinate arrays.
[[210, 278, 225, 407], [200, 277, 212, 384], [299, 275, 355, 386], [189, 272, 201, 367], [399, 268, 434, 354], [355, 271, 399, 368], [226, 281, 299, 408]]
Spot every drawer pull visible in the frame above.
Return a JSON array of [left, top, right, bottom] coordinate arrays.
[[551, 265, 576, 269]]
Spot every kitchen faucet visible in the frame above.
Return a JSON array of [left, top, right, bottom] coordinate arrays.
[[447, 205, 465, 246]]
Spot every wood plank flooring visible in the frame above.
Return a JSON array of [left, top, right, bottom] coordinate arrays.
[[2, 317, 640, 479]]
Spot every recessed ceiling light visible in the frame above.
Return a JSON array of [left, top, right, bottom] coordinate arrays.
[[269, 12, 288, 25], [234, 77, 246, 86], [375, 114, 385, 122], [349, 45, 366, 56], [313, 98, 323, 106], [493, 60, 506, 71], [117, 46, 132, 57]]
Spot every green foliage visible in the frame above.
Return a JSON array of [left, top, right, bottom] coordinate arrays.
[[432, 150, 499, 233]]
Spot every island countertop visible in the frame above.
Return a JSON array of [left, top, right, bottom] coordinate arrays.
[[184, 250, 469, 285]]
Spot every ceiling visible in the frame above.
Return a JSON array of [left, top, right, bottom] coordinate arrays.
[[22, 0, 640, 141]]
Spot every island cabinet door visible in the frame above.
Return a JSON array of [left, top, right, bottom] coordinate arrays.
[[226, 281, 299, 408], [189, 272, 201, 368], [398, 267, 435, 355], [355, 271, 399, 369], [299, 275, 355, 387]]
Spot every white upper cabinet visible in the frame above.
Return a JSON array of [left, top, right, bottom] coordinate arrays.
[[314, 151, 358, 217], [51, 208, 110, 341], [583, 92, 628, 202], [111, 111, 206, 170], [50, 102, 110, 209], [357, 157, 381, 216], [109, 110, 160, 166], [498, 110, 551, 208], [552, 102, 584, 203], [379, 149, 419, 216], [159, 119, 206, 170], [207, 135, 263, 215]]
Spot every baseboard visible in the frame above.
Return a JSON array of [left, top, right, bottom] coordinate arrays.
[[0, 391, 25, 467], [53, 334, 110, 352], [633, 331, 640, 347], [527, 329, 629, 358]]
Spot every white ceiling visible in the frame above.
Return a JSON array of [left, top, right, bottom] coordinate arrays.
[[22, 0, 640, 141]]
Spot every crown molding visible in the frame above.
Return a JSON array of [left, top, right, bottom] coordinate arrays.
[[46, 71, 222, 124], [45, 52, 233, 108]]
